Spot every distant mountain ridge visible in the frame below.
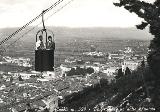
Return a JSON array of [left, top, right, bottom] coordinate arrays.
[[0, 27, 153, 43]]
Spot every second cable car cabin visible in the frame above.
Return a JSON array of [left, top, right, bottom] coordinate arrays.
[[35, 29, 55, 72]]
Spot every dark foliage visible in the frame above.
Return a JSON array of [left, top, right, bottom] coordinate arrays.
[[141, 59, 145, 68], [75, 66, 85, 75], [76, 60, 85, 65], [115, 68, 124, 79], [67, 67, 94, 76], [10, 76, 13, 83], [86, 67, 94, 74], [18, 75, 23, 81], [125, 67, 131, 75], [62, 78, 109, 109], [67, 68, 76, 76], [114, 0, 160, 111], [62, 67, 152, 110], [136, 22, 148, 30]]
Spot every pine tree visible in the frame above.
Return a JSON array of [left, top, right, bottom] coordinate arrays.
[[141, 59, 145, 68], [86, 67, 94, 74], [115, 68, 124, 79], [114, 0, 160, 111], [18, 75, 23, 81], [67, 68, 76, 76], [125, 67, 131, 75]]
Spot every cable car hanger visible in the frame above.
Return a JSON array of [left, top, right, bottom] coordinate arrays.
[[35, 10, 48, 44], [42, 10, 46, 31]]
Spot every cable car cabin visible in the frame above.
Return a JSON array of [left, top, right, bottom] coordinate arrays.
[[35, 29, 55, 72]]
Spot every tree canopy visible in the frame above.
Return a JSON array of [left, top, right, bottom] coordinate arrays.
[[125, 67, 131, 75], [114, 0, 160, 51], [67, 67, 94, 76], [114, 0, 160, 111], [115, 68, 124, 79]]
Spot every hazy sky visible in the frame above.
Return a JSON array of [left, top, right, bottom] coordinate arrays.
[[0, 0, 153, 28]]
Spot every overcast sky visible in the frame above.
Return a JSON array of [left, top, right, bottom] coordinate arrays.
[[0, 0, 153, 28]]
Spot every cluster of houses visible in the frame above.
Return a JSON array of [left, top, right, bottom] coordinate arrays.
[[60, 60, 142, 78], [1, 56, 32, 67], [62, 47, 146, 78], [0, 70, 65, 112], [83, 51, 105, 57]]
